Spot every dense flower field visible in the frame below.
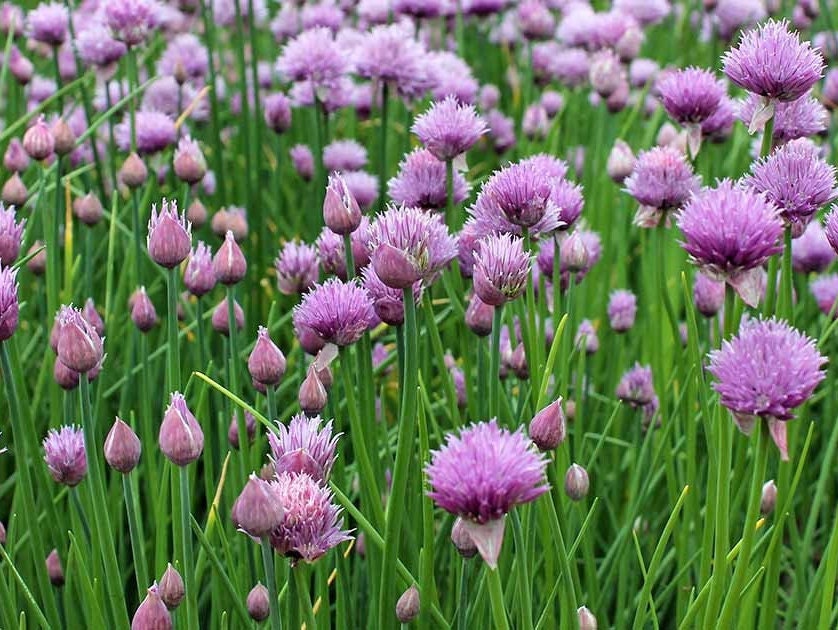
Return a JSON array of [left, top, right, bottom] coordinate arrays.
[[1, 0, 838, 628]]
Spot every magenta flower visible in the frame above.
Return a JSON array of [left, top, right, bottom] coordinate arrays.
[[104, 0, 157, 47], [810, 274, 838, 317], [657, 67, 725, 137], [608, 289, 637, 333], [277, 27, 349, 90], [677, 180, 783, 306], [43, 425, 87, 487], [387, 148, 470, 212], [26, 2, 68, 46], [159, 392, 204, 466], [426, 419, 549, 567], [624, 146, 700, 213], [293, 278, 374, 347], [473, 161, 556, 229], [275, 241, 319, 295], [268, 413, 340, 482], [708, 317, 826, 460], [472, 233, 531, 306], [158, 34, 209, 82], [616, 363, 655, 407], [323, 140, 367, 172], [0, 203, 25, 266], [412, 96, 487, 161], [268, 472, 353, 563], [56, 304, 104, 373], [0, 266, 20, 341]]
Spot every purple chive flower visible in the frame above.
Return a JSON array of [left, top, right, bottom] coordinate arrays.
[[183, 242, 216, 297], [744, 139, 837, 236], [657, 67, 725, 126], [575, 319, 599, 354], [43, 425, 87, 486], [264, 92, 292, 134], [268, 413, 340, 482], [104, 417, 142, 474], [23, 116, 54, 161], [368, 205, 458, 289], [693, 272, 726, 318], [677, 180, 783, 307], [614, 0, 670, 26], [293, 278, 374, 346], [322, 140, 367, 172], [56, 304, 104, 373], [4, 138, 29, 173], [522, 104, 549, 140], [276, 27, 349, 90], [147, 199, 192, 269], [76, 22, 127, 68], [517, 0, 555, 41], [104, 0, 157, 47], [211, 298, 244, 335], [474, 161, 556, 229], [616, 363, 656, 407], [810, 274, 838, 316], [248, 326, 286, 387], [115, 111, 177, 155], [27, 2, 68, 46], [737, 92, 828, 145], [275, 241, 319, 296], [412, 96, 487, 161], [290, 144, 315, 181], [708, 317, 826, 460], [159, 392, 204, 466], [824, 205, 838, 255], [132, 586, 172, 629], [425, 419, 549, 568], [268, 472, 353, 562], [793, 220, 836, 273], [608, 289, 638, 333], [387, 148, 470, 212], [342, 171, 379, 210], [158, 33, 209, 82], [354, 24, 432, 100], [485, 109, 517, 154], [702, 96, 737, 143], [361, 266, 422, 326], [472, 233, 531, 306], [0, 203, 25, 266], [624, 146, 700, 215]]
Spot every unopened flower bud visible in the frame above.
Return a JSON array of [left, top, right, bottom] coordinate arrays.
[[564, 463, 589, 501], [51, 118, 75, 156], [213, 231, 247, 285], [228, 411, 257, 449], [173, 136, 207, 185], [2, 173, 28, 206], [561, 232, 588, 272], [247, 583, 270, 621], [131, 585, 172, 630], [264, 93, 292, 134], [3, 138, 29, 173], [23, 116, 54, 160], [450, 517, 478, 558], [396, 585, 420, 623], [231, 474, 284, 538], [56, 305, 103, 373], [186, 199, 207, 228], [323, 174, 362, 235], [104, 417, 141, 473], [607, 140, 635, 184], [26, 240, 46, 276], [299, 364, 327, 415], [529, 398, 566, 451], [73, 193, 104, 226], [578, 605, 598, 630], [760, 479, 777, 515], [372, 243, 421, 289], [120, 152, 148, 189], [158, 563, 185, 610], [46, 549, 64, 586], [158, 393, 204, 466], [211, 298, 244, 335], [248, 326, 286, 386], [131, 287, 158, 332], [465, 293, 494, 337]]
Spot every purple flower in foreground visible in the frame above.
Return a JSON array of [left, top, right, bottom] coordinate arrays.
[[43, 425, 87, 486], [0, 203, 25, 266], [810, 274, 838, 317], [268, 413, 340, 482], [616, 363, 656, 407], [624, 146, 700, 214], [275, 241, 319, 295], [0, 266, 19, 341], [477, 160, 556, 228], [677, 180, 783, 306], [472, 233, 531, 306], [744, 139, 837, 235], [608, 289, 637, 332], [387, 148, 470, 212], [412, 96, 487, 161], [361, 266, 422, 326], [793, 221, 836, 273], [293, 278, 374, 346], [27, 2, 68, 46], [426, 419, 549, 568], [268, 472, 353, 563], [657, 67, 725, 126], [708, 317, 826, 460], [147, 199, 191, 269]]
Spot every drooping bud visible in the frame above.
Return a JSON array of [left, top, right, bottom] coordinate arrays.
[[158, 392, 204, 466], [212, 231, 247, 285], [131, 287, 158, 333], [323, 174, 362, 235], [577, 605, 598, 630], [73, 193, 104, 226], [564, 463, 590, 501], [2, 173, 28, 206], [247, 583, 270, 621], [46, 549, 64, 586], [395, 585, 420, 623], [450, 517, 478, 558], [158, 563, 185, 610], [760, 479, 777, 515], [120, 152, 148, 189], [231, 474, 284, 538], [3, 138, 29, 173], [23, 116, 54, 160], [248, 326, 287, 386], [299, 364, 327, 416], [104, 417, 142, 473], [131, 586, 172, 630], [51, 118, 75, 156], [465, 293, 494, 337], [529, 398, 566, 451]]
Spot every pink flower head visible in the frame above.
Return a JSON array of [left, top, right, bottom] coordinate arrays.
[[268, 413, 340, 482], [43, 425, 87, 486], [293, 278, 374, 346], [412, 96, 487, 161]]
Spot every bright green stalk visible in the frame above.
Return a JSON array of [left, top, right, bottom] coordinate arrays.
[[228, 285, 249, 479], [261, 539, 282, 630], [167, 267, 181, 392], [488, 306, 503, 419], [123, 473, 148, 601], [378, 83, 390, 212], [180, 466, 198, 628], [511, 511, 533, 630], [378, 287, 419, 629], [445, 158, 455, 228], [295, 566, 317, 630], [486, 567, 510, 630]]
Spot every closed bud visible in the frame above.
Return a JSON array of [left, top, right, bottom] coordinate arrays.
[[104, 417, 142, 473], [46, 549, 64, 586], [54, 359, 80, 390], [0, 520, 5, 545], [73, 193, 104, 226], [465, 293, 494, 337], [3, 138, 29, 172], [228, 411, 257, 449], [247, 583, 270, 621], [299, 364, 327, 416], [131, 287, 158, 332], [248, 326, 286, 386], [607, 140, 635, 184], [158, 563, 185, 610], [131, 585, 172, 630], [147, 199, 192, 269], [23, 116, 54, 160], [211, 298, 244, 335], [8, 47, 33, 85], [26, 240, 46, 276], [577, 605, 598, 630], [173, 136, 207, 185], [158, 392, 204, 466], [529, 398, 566, 451], [564, 463, 589, 501], [120, 152, 148, 189], [51, 118, 75, 156], [323, 174, 362, 235], [212, 231, 247, 285], [231, 474, 284, 538], [316, 364, 333, 390], [396, 585, 420, 623], [186, 199, 207, 228], [2, 173, 28, 206], [450, 517, 478, 558], [372, 243, 421, 289], [561, 232, 588, 273], [760, 479, 777, 515], [56, 305, 103, 373], [82, 298, 105, 337]]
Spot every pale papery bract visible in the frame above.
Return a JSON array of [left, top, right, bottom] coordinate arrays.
[[737, 92, 828, 145]]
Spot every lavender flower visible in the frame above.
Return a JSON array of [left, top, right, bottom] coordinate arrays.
[[810, 274, 838, 317], [387, 148, 470, 212], [616, 363, 656, 407], [276, 27, 349, 90], [791, 219, 836, 275], [43, 425, 87, 486], [0, 203, 24, 266], [158, 34, 209, 82], [290, 144, 315, 181], [624, 146, 700, 214], [737, 92, 828, 144], [104, 0, 157, 47], [275, 241, 319, 295], [425, 419, 549, 568], [412, 96, 487, 161], [361, 266, 422, 326], [183, 242, 216, 297], [76, 22, 127, 68], [323, 140, 367, 172], [115, 111, 177, 155], [342, 171, 379, 210], [657, 67, 725, 126], [677, 180, 783, 306], [147, 199, 191, 269], [608, 290, 638, 332], [693, 272, 725, 318], [354, 24, 432, 100], [268, 472, 352, 562], [293, 278, 374, 346], [474, 161, 557, 230], [575, 319, 599, 354], [26, 2, 68, 46], [708, 317, 826, 459], [744, 139, 837, 235], [472, 233, 531, 306], [268, 413, 340, 482]]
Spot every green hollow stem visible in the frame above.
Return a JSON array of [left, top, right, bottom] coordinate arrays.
[[123, 473, 148, 600], [378, 82, 390, 212], [266, 385, 277, 426], [343, 233, 356, 279], [294, 565, 317, 630], [704, 401, 732, 622], [511, 511, 533, 630], [180, 466, 198, 629], [167, 268, 181, 392], [261, 539, 282, 630], [126, 48, 139, 152], [778, 226, 793, 321], [488, 305, 503, 419], [378, 287, 419, 629], [716, 422, 769, 627], [486, 567, 510, 630], [457, 560, 471, 630], [287, 561, 300, 630], [445, 158, 455, 228], [227, 285, 249, 478]]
